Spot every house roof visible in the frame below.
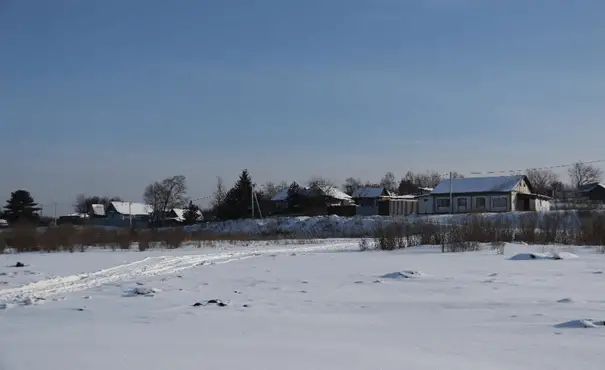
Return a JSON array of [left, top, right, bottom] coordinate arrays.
[[91, 204, 106, 216], [110, 201, 153, 216], [271, 188, 291, 201], [317, 185, 352, 200], [578, 182, 605, 193], [270, 186, 352, 201], [432, 175, 527, 195], [171, 208, 204, 221], [352, 187, 391, 198]]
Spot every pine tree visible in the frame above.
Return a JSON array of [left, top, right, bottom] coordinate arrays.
[[183, 201, 201, 225], [4, 190, 41, 225], [286, 182, 303, 212], [216, 169, 254, 220]]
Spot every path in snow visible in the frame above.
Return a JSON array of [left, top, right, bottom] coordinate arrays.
[[0, 243, 353, 304]]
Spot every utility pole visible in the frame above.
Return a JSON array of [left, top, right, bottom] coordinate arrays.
[[128, 201, 133, 229], [251, 185, 255, 219], [449, 172, 454, 214]]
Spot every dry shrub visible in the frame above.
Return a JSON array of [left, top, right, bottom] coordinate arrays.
[[577, 211, 605, 248], [517, 213, 538, 244], [137, 230, 152, 251], [0, 234, 6, 254], [7, 223, 39, 253], [358, 237, 371, 251], [491, 241, 506, 255], [160, 228, 186, 249], [444, 223, 481, 253], [373, 223, 407, 251], [39, 225, 77, 252], [116, 230, 133, 250]]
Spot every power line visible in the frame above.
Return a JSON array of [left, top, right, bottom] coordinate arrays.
[[461, 159, 605, 177]]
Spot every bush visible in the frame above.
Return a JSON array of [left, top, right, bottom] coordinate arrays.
[[7, 223, 39, 253], [161, 229, 186, 249], [0, 234, 6, 254], [373, 223, 407, 251], [38, 225, 77, 252], [116, 230, 133, 250], [137, 230, 152, 251], [358, 237, 371, 251], [491, 241, 506, 255]]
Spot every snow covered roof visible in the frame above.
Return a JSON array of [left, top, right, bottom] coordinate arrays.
[[432, 175, 527, 195], [352, 187, 391, 198], [91, 204, 105, 216], [318, 186, 352, 200], [270, 186, 352, 201], [172, 208, 204, 221], [271, 188, 290, 201], [110, 201, 153, 216]]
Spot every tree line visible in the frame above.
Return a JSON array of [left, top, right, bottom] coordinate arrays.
[[2, 162, 603, 225]]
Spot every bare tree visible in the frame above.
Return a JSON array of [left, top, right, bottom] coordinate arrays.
[[568, 162, 603, 188], [525, 169, 559, 195], [380, 172, 398, 193], [342, 177, 363, 195], [74, 194, 122, 214], [212, 176, 227, 209], [308, 176, 335, 188], [261, 181, 288, 199], [143, 175, 188, 224]]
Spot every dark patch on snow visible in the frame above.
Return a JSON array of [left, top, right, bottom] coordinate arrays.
[[380, 271, 424, 279], [300, 290, 308, 293], [354, 280, 364, 284], [592, 271, 603, 274], [193, 299, 228, 307], [123, 287, 159, 297], [555, 319, 605, 329], [489, 273, 498, 277], [509, 252, 578, 261], [557, 298, 573, 303], [242, 304, 250, 308], [234, 290, 241, 294], [9, 262, 26, 268]]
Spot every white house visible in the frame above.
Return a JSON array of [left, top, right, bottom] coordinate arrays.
[[417, 175, 551, 215]]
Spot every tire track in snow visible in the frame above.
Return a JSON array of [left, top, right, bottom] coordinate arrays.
[[0, 242, 353, 304]]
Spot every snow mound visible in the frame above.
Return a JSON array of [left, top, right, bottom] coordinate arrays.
[[123, 287, 160, 297], [380, 271, 425, 279], [554, 319, 605, 329], [509, 252, 579, 261]]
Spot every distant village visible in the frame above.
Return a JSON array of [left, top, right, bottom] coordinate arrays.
[[2, 162, 604, 229]]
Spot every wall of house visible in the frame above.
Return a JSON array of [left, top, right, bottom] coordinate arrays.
[[429, 193, 512, 214], [532, 198, 551, 212], [355, 198, 379, 216], [515, 179, 532, 194], [378, 199, 417, 217], [417, 196, 433, 214]]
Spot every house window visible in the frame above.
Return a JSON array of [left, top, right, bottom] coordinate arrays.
[[437, 199, 450, 208], [457, 198, 467, 208], [475, 197, 486, 209], [492, 197, 507, 209]]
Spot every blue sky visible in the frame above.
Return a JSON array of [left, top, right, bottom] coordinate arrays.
[[2, 0, 605, 213]]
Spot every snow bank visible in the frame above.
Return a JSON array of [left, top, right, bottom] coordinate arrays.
[[509, 252, 579, 260]]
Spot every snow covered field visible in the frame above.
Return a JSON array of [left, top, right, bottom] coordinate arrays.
[[1, 241, 605, 369]]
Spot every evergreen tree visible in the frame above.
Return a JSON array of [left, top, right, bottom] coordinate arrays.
[[216, 169, 254, 220], [286, 182, 303, 212], [4, 190, 41, 225], [183, 201, 201, 225]]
